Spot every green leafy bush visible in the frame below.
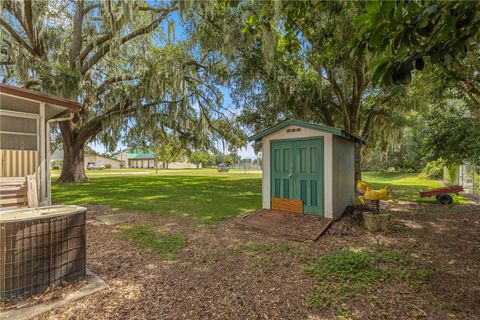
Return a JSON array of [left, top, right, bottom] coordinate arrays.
[[420, 160, 444, 179], [443, 165, 459, 184], [105, 163, 112, 169]]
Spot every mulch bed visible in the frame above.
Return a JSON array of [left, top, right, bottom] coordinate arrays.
[[27, 201, 480, 320], [236, 209, 332, 241]]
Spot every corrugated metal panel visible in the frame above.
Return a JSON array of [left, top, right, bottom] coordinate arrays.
[[0, 150, 39, 177]]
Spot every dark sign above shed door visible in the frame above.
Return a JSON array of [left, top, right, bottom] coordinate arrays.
[[271, 138, 324, 216]]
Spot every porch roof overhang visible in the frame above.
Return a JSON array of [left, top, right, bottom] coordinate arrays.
[[248, 118, 365, 144], [0, 83, 81, 119]]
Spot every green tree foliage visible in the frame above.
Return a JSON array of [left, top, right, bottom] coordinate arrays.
[[354, 1, 480, 87], [84, 145, 99, 156], [421, 103, 480, 166], [188, 151, 215, 168], [361, 70, 438, 172], [228, 152, 241, 165], [190, 1, 417, 180], [432, 45, 480, 109], [362, 120, 425, 173], [211, 152, 240, 167], [155, 135, 186, 169], [0, 1, 239, 182]]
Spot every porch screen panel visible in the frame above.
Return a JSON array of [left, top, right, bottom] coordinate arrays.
[[0, 115, 38, 151], [1, 116, 37, 134], [0, 134, 37, 150]]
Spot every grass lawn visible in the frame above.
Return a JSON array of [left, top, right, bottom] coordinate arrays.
[[47, 170, 478, 319], [362, 172, 463, 203], [52, 170, 461, 223], [50, 168, 261, 176], [52, 169, 262, 223]]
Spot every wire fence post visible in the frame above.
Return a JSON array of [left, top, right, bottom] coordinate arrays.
[[473, 159, 477, 196]]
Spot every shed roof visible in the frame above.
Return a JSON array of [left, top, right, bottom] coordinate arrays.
[[248, 119, 364, 144]]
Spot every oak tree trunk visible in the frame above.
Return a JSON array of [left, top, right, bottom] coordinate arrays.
[[354, 144, 362, 182], [57, 140, 87, 183], [57, 121, 88, 183], [346, 113, 362, 183]]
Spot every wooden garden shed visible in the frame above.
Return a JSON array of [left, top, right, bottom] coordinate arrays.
[[0, 83, 81, 206], [249, 119, 364, 219]]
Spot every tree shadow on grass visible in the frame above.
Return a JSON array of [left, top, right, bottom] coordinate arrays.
[[52, 175, 262, 223]]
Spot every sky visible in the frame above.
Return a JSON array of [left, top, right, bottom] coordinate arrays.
[[90, 8, 258, 159]]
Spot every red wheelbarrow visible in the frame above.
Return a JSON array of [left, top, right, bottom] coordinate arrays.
[[419, 185, 463, 204]]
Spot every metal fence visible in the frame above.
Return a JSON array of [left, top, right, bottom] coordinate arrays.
[[457, 162, 479, 198], [231, 160, 262, 171]]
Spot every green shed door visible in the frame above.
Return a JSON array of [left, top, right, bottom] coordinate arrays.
[[271, 140, 293, 199], [271, 138, 324, 216], [293, 139, 324, 215]]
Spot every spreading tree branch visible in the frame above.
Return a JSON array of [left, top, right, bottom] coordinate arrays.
[[197, 102, 225, 137], [78, 33, 114, 63], [23, 0, 45, 57], [458, 84, 480, 105], [80, 9, 175, 74], [69, 0, 85, 67], [361, 93, 396, 140], [25, 80, 41, 88], [78, 97, 186, 143], [325, 67, 348, 114], [138, 6, 178, 13], [4, 0, 30, 38], [0, 17, 36, 56], [96, 74, 138, 95], [84, 3, 101, 14], [0, 59, 14, 65]]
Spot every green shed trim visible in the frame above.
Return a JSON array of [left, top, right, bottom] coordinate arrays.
[[248, 118, 365, 144]]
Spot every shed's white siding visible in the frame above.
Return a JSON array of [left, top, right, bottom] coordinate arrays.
[[260, 124, 334, 218], [332, 136, 355, 219]]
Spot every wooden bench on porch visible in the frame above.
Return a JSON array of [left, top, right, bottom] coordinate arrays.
[[0, 176, 38, 209]]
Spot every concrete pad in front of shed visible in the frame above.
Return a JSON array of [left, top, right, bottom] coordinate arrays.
[[96, 212, 132, 225], [0, 270, 108, 320]]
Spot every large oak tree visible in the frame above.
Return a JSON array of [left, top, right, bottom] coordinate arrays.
[[189, 1, 408, 181], [1, 0, 233, 182]]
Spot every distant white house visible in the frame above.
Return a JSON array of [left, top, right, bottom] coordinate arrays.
[[112, 150, 199, 169], [84, 154, 122, 169], [51, 149, 122, 169], [51, 148, 199, 170]]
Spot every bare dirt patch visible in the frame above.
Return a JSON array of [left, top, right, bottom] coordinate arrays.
[[34, 202, 480, 320]]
